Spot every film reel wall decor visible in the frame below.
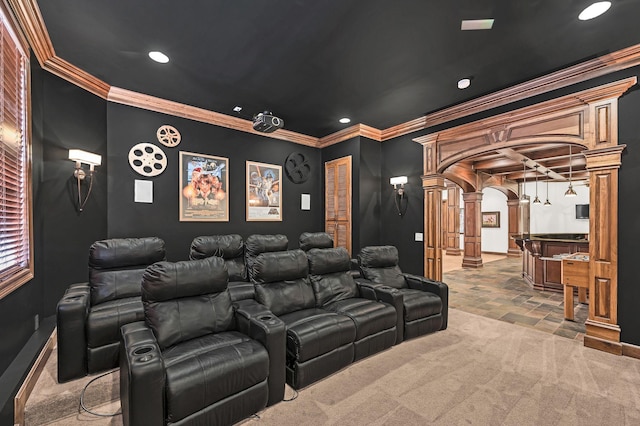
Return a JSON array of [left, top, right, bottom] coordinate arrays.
[[157, 125, 181, 147], [128, 143, 168, 177]]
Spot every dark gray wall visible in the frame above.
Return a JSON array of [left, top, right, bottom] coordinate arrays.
[[106, 103, 323, 259], [359, 138, 381, 250]]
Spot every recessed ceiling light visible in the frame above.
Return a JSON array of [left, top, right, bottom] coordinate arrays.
[[461, 19, 494, 30], [233, 106, 242, 112], [578, 2, 611, 20], [148, 51, 169, 63], [457, 78, 471, 89], [339, 117, 351, 124]]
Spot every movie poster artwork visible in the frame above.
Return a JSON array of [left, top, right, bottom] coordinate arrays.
[[246, 161, 282, 221], [179, 151, 229, 221]]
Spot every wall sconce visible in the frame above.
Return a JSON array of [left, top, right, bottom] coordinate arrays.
[[69, 149, 102, 213], [390, 176, 408, 216]]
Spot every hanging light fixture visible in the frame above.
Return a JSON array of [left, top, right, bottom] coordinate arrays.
[[520, 159, 529, 203], [565, 145, 577, 197], [533, 165, 541, 204], [544, 170, 552, 206]]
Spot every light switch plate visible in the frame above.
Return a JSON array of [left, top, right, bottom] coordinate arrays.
[[415, 232, 423, 242]]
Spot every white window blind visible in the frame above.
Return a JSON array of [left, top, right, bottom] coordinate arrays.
[[0, 6, 31, 298]]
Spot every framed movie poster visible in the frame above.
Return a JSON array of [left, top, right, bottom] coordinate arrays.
[[180, 151, 229, 221], [246, 161, 282, 221], [481, 211, 500, 228]]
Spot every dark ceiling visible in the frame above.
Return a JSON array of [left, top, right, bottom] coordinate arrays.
[[37, 0, 640, 140]]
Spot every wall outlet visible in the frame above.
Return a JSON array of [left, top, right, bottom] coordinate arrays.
[[415, 232, 423, 242]]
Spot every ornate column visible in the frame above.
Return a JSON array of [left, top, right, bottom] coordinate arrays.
[[506, 199, 522, 257], [445, 182, 462, 256], [461, 192, 483, 268], [422, 175, 445, 281], [583, 145, 625, 355]]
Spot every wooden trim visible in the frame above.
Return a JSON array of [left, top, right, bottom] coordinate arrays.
[[13, 328, 56, 426], [622, 343, 640, 360], [5, 0, 53, 62], [44, 56, 109, 99], [108, 87, 319, 147], [584, 335, 622, 356], [383, 44, 640, 140], [318, 124, 382, 147]]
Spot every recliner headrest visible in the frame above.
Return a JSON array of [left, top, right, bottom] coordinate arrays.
[[89, 237, 166, 269], [299, 232, 334, 251], [189, 234, 244, 260], [252, 249, 308, 284], [358, 246, 399, 268], [307, 247, 351, 275], [245, 234, 289, 256], [142, 257, 228, 302]]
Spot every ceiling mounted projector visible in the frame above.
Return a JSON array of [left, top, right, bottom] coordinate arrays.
[[253, 111, 284, 133]]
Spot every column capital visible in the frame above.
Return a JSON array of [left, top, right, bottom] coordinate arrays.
[[583, 144, 626, 171], [421, 174, 446, 190], [462, 191, 483, 202]]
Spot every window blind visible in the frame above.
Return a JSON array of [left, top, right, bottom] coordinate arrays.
[[0, 7, 30, 296]]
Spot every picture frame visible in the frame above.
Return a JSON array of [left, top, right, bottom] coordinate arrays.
[[246, 160, 282, 221], [481, 211, 500, 228], [179, 151, 229, 222]]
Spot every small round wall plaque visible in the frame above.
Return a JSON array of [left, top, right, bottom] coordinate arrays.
[[284, 152, 310, 183]]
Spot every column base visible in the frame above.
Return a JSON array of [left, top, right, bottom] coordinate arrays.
[[507, 248, 522, 257], [445, 248, 462, 256], [584, 320, 622, 355], [461, 256, 483, 268]]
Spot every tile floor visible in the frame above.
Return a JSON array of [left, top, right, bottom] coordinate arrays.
[[442, 253, 587, 342]]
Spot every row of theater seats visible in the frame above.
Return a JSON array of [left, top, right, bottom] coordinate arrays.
[[56, 233, 448, 426]]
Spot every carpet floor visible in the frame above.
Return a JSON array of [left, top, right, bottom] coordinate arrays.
[[24, 307, 640, 425]]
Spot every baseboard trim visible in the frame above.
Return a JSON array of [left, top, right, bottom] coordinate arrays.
[[13, 328, 56, 426], [622, 343, 640, 360], [584, 335, 623, 355]]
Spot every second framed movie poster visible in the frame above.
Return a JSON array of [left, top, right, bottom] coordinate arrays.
[[180, 151, 229, 221], [246, 160, 282, 221]]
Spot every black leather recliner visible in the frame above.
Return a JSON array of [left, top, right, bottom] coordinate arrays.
[[245, 234, 289, 282], [357, 245, 448, 345], [299, 231, 334, 251], [251, 249, 356, 389], [307, 247, 397, 361], [120, 256, 285, 426], [56, 237, 166, 382], [189, 234, 254, 302]]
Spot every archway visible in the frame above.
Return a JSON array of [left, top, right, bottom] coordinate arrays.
[[414, 77, 636, 354]]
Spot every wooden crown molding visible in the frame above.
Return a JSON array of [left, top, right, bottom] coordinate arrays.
[[108, 87, 319, 147], [384, 44, 640, 141], [318, 123, 382, 148], [10, 0, 640, 148]]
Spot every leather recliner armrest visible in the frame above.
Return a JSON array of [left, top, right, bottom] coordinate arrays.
[[355, 279, 404, 345], [403, 273, 449, 330], [56, 283, 90, 382], [236, 308, 286, 407], [120, 321, 165, 426]]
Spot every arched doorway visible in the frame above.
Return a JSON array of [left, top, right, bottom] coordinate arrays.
[[414, 77, 636, 354]]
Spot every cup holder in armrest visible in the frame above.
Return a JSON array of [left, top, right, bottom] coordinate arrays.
[[259, 315, 273, 321], [132, 346, 155, 363]]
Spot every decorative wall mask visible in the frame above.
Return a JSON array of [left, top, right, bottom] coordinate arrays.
[[284, 152, 310, 184]]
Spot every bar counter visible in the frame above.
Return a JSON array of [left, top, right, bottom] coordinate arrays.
[[514, 233, 589, 292]]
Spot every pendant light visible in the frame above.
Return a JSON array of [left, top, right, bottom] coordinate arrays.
[[544, 170, 552, 206], [565, 145, 577, 197], [520, 159, 529, 203], [533, 165, 541, 204]]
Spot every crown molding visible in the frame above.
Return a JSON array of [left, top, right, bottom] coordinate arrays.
[[382, 43, 640, 141], [108, 87, 319, 147], [10, 0, 640, 148], [318, 123, 382, 148]]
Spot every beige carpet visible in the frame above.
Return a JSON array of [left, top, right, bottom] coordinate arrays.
[[24, 308, 640, 425]]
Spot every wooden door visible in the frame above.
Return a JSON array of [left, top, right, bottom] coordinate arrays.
[[325, 156, 352, 255]]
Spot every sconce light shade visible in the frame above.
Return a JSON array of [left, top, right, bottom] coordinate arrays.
[[390, 176, 408, 186], [68, 149, 102, 166], [69, 149, 101, 213], [390, 176, 408, 216]]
